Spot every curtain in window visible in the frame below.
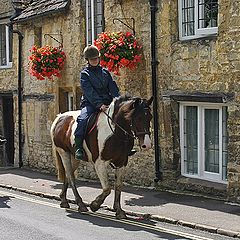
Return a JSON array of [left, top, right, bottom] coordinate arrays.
[[198, 0, 218, 28], [184, 106, 198, 174], [86, 0, 103, 45], [204, 109, 219, 173], [182, 0, 195, 36]]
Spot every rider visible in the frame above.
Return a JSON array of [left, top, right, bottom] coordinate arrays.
[[74, 45, 120, 160]]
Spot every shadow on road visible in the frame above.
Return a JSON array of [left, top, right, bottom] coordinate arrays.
[[66, 210, 187, 240], [0, 196, 11, 208]]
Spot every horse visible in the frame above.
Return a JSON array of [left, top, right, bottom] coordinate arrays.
[[50, 95, 153, 219]]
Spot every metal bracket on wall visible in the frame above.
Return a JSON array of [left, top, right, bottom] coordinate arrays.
[[113, 18, 135, 35], [44, 32, 63, 48]]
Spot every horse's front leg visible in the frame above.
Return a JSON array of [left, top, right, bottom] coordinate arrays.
[[113, 167, 127, 219], [90, 159, 111, 212], [61, 152, 88, 212]]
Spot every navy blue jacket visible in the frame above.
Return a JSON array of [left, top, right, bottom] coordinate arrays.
[[80, 65, 120, 109]]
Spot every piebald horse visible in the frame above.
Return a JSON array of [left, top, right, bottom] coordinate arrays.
[[50, 95, 153, 219]]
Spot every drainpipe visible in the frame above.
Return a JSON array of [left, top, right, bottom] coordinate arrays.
[[12, 29, 24, 168], [149, 0, 162, 182]]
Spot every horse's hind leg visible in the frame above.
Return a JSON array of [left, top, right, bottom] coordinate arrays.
[[60, 179, 69, 208], [90, 159, 111, 212], [60, 151, 88, 212], [113, 167, 127, 219]]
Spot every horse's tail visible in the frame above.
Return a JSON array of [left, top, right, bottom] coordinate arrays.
[[55, 150, 66, 183]]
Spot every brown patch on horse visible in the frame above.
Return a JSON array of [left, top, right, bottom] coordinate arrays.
[[85, 127, 99, 162], [101, 98, 135, 168], [53, 115, 75, 154], [102, 135, 134, 168]]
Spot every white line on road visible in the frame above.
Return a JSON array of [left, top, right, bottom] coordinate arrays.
[[0, 189, 214, 240]]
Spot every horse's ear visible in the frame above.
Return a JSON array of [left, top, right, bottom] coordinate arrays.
[[133, 98, 141, 109], [147, 96, 153, 106], [123, 98, 140, 121]]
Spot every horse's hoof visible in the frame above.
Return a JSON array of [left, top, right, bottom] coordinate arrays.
[[116, 210, 127, 219], [78, 204, 88, 213], [60, 202, 70, 208], [90, 201, 100, 212]]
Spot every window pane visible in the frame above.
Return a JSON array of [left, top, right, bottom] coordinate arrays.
[[94, 0, 103, 38], [8, 25, 13, 62], [198, 0, 218, 29], [184, 106, 198, 174], [205, 109, 219, 173], [0, 25, 7, 66], [87, 0, 103, 45], [182, 0, 195, 37], [87, 0, 92, 45]]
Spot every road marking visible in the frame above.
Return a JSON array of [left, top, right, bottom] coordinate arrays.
[[0, 189, 214, 240]]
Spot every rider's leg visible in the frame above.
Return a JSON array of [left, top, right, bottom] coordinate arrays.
[[75, 137, 84, 160], [74, 105, 95, 160]]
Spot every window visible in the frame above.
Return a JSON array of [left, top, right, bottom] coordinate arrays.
[[86, 0, 104, 45], [179, 103, 228, 183], [0, 24, 12, 68], [178, 0, 218, 40], [34, 27, 42, 47], [67, 92, 74, 111]]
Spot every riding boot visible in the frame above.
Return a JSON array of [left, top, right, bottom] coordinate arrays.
[[75, 137, 84, 160]]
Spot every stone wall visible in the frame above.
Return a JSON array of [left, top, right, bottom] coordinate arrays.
[[0, 0, 14, 17], [154, 0, 240, 201], [16, 0, 87, 169]]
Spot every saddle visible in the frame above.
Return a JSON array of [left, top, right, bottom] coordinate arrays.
[[85, 112, 101, 135]]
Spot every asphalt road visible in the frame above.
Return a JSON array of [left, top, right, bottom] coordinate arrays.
[[0, 188, 236, 240]]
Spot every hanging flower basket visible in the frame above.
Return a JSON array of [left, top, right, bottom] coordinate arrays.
[[94, 31, 143, 75], [28, 45, 66, 80]]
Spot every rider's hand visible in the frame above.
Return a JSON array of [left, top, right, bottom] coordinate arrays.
[[100, 104, 109, 112]]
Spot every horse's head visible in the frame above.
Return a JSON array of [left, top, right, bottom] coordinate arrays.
[[130, 97, 153, 150], [116, 96, 153, 150]]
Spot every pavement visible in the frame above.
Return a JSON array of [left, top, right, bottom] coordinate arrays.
[[0, 167, 240, 238]]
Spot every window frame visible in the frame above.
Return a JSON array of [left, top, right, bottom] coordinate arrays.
[[178, 0, 218, 41], [0, 24, 12, 69], [179, 102, 227, 184]]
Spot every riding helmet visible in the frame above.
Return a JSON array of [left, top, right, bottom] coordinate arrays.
[[83, 45, 100, 60]]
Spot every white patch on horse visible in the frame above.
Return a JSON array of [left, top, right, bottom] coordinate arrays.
[[83, 141, 93, 163], [94, 159, 110, 190], [143, 134, 151, 149], [97, 100, 116, 158]]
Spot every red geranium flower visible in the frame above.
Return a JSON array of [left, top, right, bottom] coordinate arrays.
[[94, 31, 142, 75], [28, 45, 66, 80]]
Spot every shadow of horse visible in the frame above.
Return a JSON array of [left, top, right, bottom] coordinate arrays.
[[65, 210, 181, 239], [0, 196, 11, 208]]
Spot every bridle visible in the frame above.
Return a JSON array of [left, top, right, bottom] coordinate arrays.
[[103, 104, 151, 139], [130, 107, 151, 137], [103, 109, 136, 139]]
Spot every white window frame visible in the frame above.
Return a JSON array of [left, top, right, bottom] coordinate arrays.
[[86, 0, 104, 45], [0, 25, 12, 68], [178, 0, 218, 41], [179, 102, 227, 184]]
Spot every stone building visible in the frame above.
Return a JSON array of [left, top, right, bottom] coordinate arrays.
[[0, 0, 239, 202]]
